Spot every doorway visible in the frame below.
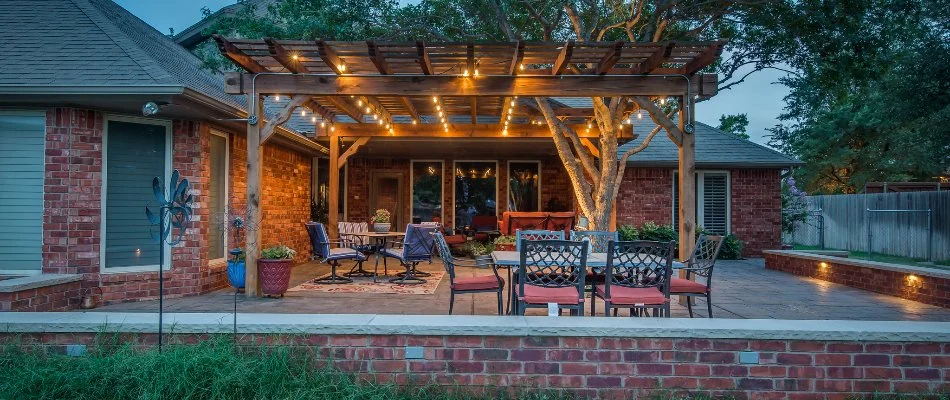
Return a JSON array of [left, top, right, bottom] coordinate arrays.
[[369, 171, 405, 230]]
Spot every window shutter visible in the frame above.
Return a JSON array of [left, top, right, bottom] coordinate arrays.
[[701, 173, 729, 235], [0, 112, 45, 273]]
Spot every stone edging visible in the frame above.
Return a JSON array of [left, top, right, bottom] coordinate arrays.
[[763, 250, 950, 280], [0, 274, 82, 293], [1, 312, 949, 342]]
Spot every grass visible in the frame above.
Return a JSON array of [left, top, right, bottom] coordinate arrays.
[[792, 245, 950, 270]]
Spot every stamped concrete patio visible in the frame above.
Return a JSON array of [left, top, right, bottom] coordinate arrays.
[[93, 258, 950, 321]]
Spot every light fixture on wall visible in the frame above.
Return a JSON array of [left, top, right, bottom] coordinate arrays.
[[141, 101, 168, 117]]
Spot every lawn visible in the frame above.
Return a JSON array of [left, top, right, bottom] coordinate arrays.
[[792, 245, 950, 271]]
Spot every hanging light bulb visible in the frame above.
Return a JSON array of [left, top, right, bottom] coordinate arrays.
[[438, 111, 443, 117], [274, 94, 281, 101], [440, 117, 445, 123], [365, 106, 371, 113], [412, 119, 418, 125], [474, 68, 479, 77], [377, 118, 383, 125], [292, 54, 299, 61], [338, 63, 346, 72], [587, 121, 593, 129], [389, 127, 394, 136], [357, 99, 363, 107], [311, 116, 316, 123], [320, 121, 326, 128], [330, 125, 336, 132], [373, 114, 378, 120], [462, 69, 469, 77], [300, 109, 306, 116], [519, 64, 524, 71], [503, 128, 508, 136], [637, 110, 643, 119], [510, 100, 516, 107], [385, 123, 390, 129], [432, 96, 438, 103]]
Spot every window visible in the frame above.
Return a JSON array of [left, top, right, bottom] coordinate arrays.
[[508, 161, 540, 212], [454, 161, 497, 228], [311, 158, 346, 223], [0, 111, 45, 275], [673, 171, 730, 235], [101, 117, 171, 272], [208, 131, 228, 261], [411, 161, 443, 223]]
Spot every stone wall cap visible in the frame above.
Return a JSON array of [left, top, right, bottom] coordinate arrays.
[[764, 250, 950, 280], [0, 274, 82, 293], [1, 312, 949, 342]]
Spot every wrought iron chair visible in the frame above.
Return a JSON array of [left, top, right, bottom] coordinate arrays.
[[571, 230, 619, 294], [516, 239, 588, 316], [305, 222, 367, 284], [379, 224, 439, 284], [670, 235, 724, 318], [592, 240, 675, 317], [433, 232, 504, 315], [515, 229, 565, 252], [338, 221, 374, 277]]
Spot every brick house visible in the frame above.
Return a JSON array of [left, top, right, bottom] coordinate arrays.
[[0, 0, 799, 311]]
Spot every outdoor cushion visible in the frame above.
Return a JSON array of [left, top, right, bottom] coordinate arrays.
[[595, 285, 666, 305], [515, 285, 581, 305], [326, 247, 367, 261], [452, 275, 503, 291], [380, 247, 405, 260], [669, 278, 709, 294]]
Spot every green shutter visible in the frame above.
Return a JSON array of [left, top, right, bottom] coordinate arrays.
[[0, 112, 45, 273], [104, 120, 167, 268]]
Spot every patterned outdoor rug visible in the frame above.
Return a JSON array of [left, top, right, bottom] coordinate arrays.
[[287, 271, 445, 295]]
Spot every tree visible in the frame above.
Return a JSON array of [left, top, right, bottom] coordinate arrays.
[[717, 113, 749, 140], [766, 0, 950, 193], [199, 0, 783, 229]]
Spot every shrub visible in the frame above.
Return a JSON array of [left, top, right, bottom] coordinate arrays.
[[718, 234, 744, 259], [617, 225, 639, 241], [637, 222, 677, 242]]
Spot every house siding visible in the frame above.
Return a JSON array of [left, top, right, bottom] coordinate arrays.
[[33, 107, 311, 308]]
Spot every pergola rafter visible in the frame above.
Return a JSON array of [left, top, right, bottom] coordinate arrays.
[[219, 38, 722, 297]]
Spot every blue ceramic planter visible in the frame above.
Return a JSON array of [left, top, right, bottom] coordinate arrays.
[[226, 260, 246, 289]]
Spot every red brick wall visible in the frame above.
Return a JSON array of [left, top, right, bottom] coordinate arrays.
[[7, 332, 948, 399], [0, 281, 82, 311], [765, 252, 950, 308], [616, 168, 674, 227], [731, 169, 782, 257]]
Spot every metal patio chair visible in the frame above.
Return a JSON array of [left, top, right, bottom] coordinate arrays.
[[433, 232, 504, 315], [305, 222, 367, 284], [516, 239, 588, 316], [670, 234, 724, 318], [515, 229, 565, 252], [338, 221, 374, 277], [571, 230, 619, 294], [592, 240, 675, 317], [379, 223, 439, 284]]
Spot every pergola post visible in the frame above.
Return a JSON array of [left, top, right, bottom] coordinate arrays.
[[677, 95, 697, 260], [245, 94, 263, 296], [328, 134, 340, 239]]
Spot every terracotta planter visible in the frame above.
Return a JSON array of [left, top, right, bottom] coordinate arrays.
[[495, 243, 515, 252], [258, 259, 293, 297]]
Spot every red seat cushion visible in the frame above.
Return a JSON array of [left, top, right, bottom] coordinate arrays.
[[515, 285, 581, 305], [595, 285, 666, 306], [452, 275, 503, 291], [444, 235, 466, 245], [669, 278, 709, 294]]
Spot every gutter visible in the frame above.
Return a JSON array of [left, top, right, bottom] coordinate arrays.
[[0, 85, 185, 95]]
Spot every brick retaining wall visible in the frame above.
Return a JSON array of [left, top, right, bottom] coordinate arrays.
[[3, 313, 948, 399], [765, 251, 950, 308]]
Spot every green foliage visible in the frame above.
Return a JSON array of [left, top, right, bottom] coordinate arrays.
[[0, 338, 569, 400], [372, 209, 392, 223], [718, 234, 744, 260], [310, 197, 328, 224], [717, 114, 750, 140], [617, 225, 639, 241], [636, 222, 679, 242], [458, 241, 495, 257], [781, 176, 810, 234], [261, 244, 296, 260], [617, 222, 744, 259], [493, 235, 517, 245]]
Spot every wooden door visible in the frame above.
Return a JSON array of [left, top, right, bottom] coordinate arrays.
[[369, 171, 405, 230]]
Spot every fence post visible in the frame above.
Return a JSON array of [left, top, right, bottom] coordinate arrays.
[[818, 213, 825, 250], [928, 209, 933, 262], [866, 209, 872, 260]]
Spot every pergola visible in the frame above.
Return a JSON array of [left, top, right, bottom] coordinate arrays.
[[217, 37, 722, 296]]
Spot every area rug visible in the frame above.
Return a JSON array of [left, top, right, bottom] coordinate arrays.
[[287, 270, 445, 295]]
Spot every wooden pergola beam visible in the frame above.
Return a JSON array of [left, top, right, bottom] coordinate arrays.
[[225, 73, 714, 97], [470, 98, 478, 124], [327, 96, 364, 122], [336, 123, 634, 139], [338, 137, 370, 166], [679, 41, 726, 75], [508, 40, 525, 75], [265, 37, 306, 73], [316, 40, 346, 74], [305, 99, 336, 123], [262, 96, 308, 143], [552, 40, 575, 75], [580, 138, 601, 158], [466, 41, 476, 76], [213, 35, 267, 73], [634, 42, 675, 75], [416, 40, 433, 75], [595, 41, 624, 75], [366, 40, 392, 75]]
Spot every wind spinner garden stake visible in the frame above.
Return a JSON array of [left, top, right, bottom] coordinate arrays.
[[145, 170, 193, 351]]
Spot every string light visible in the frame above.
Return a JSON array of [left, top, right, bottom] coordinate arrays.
[[320, 121, 326, 128], [510, 100, 516, 107], [373, 114, 379, 120], [519, 64, 525, 71], [274, 94, 280, 101], [462, 69, 469, 77], [330, 125, 336, 132], [357, 99, 363, 107], [432, 96, 438, 103], [438, 111, 443, 117], [338, 63, 346, 72], [412, 119, 418, 125], [300, 109, 307, 117], [311, 116, 316, 123], [377, 118, 383, 125], [436, 105, 441, 111], [365, 106, 371, 114], [473, 68, 479, 77], [637, 110, 643, 119], [660, 97, 667, 106], [292, 54, 299, 61], [587, 121, 593, 129]]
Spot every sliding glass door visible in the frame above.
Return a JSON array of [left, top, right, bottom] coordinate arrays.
[[454, 161, 497, 228]]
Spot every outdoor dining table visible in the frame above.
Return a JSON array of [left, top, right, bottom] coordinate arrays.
[[490, 250, 686, 315], [348, 231, 406, 281]]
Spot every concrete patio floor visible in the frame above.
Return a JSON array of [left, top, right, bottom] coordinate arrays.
[[93, 258, 950, 321]]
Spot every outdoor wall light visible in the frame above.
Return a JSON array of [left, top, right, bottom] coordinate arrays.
[[141, 101, 168, 117]]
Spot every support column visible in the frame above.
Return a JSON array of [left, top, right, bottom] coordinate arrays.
[[677, 96, 697, 260], [328, 135, 340, 239], [245, 94, 263, 296]]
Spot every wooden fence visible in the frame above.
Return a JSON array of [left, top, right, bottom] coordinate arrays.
[[784, 191, 949, 261]]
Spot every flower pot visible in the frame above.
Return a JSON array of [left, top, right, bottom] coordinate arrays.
[[495, 243, 515, 252], [373, 222, 391, 233], [258, 259, 293, 297], [226, 260, 246, 289]]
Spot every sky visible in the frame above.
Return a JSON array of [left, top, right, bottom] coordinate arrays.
[[115, 0, 791, 147]]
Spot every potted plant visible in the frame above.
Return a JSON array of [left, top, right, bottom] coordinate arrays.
[[258, 244, 296, 297], [460, 241, 495, 269], [492, 235, 516, 252], [372, 209, 392, 232]]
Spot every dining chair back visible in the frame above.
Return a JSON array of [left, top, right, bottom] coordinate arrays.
[[516, 239, 588, 316], [570, 230, 618, 253], [672, 234, 724, 318], [433, 232, 505, 315], [515, 229, 565, 252], [593, 240, 675, 317]]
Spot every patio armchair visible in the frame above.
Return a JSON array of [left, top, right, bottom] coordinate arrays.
[[516, 239, 588, 316], [592, 240, 675, 317], [305, 222, 367, 284], [379, 223, 439, 284], [433, 232, 504, 315], [515, 229, 565, 252], [670, 235, 724, 318], [570, 230, 619, 294], [338, 221, 374, 277]]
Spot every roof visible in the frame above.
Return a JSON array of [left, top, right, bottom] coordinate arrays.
[[619, 119, 802, 168], [0, 0, 240, 110], [174, 0, 277, 49]]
